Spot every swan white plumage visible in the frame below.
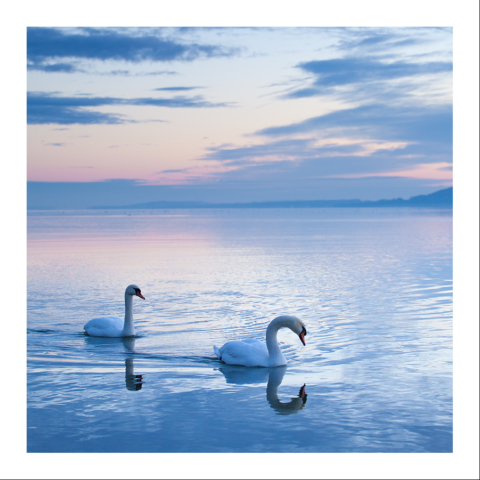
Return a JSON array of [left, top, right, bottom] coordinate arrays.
[[213, 315, 307, 367], [83, 284, 145, 337]]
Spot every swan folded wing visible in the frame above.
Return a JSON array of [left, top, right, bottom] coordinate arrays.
[[84, 316, 124, 337], [216, 339, 269, 367]]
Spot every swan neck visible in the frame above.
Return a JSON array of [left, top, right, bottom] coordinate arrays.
[[122, 293, 135, 336], [266, 366, 286, 399], [266, 367, 305, 415], [266, 321, 286, 366], [125, 358, 134, 376]]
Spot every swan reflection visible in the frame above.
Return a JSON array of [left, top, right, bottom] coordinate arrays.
[[84, 335, 136, 352], [84, 336, 143, 391], [125, 358, 143, 391], [217, 365, 307, 415], [266, 367, 307, 415]]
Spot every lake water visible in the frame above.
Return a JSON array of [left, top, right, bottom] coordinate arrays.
[[27, 208, 452, 453]]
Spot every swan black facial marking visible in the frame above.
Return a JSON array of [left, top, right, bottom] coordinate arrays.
[[134, 288, 145, 299]]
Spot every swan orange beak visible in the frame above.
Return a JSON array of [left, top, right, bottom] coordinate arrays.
[[299, 331, 306, 346], [136, 292, 145, 299]]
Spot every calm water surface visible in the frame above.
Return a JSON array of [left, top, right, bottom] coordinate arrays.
[[27, 208, 452, 452]]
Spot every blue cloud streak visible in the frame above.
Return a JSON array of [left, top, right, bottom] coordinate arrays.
[[27, 27, 236, 72], [27, 92, 230, 124], [285, 57, 452, 99], [256, 104, 452, 146], [199, 102, 452, 178]]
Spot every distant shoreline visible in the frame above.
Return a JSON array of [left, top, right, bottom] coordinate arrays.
[[28, 187, 452, 210], [89, 187, 452, 210]]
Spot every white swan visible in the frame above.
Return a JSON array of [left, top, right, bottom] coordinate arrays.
[[213, 315, 307, 367], [83, 284, 145, 337]]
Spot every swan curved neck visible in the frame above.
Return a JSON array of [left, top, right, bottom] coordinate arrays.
[[122, 293, 135, 336], [265, 319, 288, 367]]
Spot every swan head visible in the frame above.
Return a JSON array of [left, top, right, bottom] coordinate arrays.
[[125, 284, 145, 299], [297, 321, 307, 346], [271, 315, 307, 346], [287, 316, 307, 346]]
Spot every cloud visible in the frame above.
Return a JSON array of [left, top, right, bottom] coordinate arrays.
[[335, 29, 427, 54], [301, 57, 451, 86], [27, 62, 81, 73], [27, 63, 178, 77], [285, 57, 451, 100], [197, 102, 452, 182], [256, 104, 452, 148], [203, 138, 362, 166], [201, 147, 452, 190], [154, 86, 201, 91], [203, 139, 431, 177], [144, 70, 178, 76], [336, 28, 452, 58], [129, 95, 229, 108], [27, 92, 231, 124], [27, 27, 237, 72], [27, 93, 126, 125]]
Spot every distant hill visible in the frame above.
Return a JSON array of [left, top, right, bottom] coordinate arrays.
[[399, 187, 453, 207], [91, 187, 452, 210]]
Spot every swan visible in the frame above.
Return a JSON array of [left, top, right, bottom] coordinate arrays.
[[213, 315, 307, 367], [83, 284, 145, 337]]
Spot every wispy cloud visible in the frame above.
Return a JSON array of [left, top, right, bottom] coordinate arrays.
[[333, 28, 452, 57], [256, 104, 452, 148], [130, 96, 227, 108], [284, 57, 452, 100], [27, 62, 82, 73], [27, 27, 238, 72], [27, 92, 232, 124], [154, 86, 202, 91], [196, 101, 451, 183]]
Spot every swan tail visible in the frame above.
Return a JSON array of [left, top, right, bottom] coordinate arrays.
[[213, 345, 221, 359]]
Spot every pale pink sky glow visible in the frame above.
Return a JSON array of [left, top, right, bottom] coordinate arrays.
[[321, 162, 452, 183]]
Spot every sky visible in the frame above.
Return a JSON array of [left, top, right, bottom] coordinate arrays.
[[26, 26, 455, 207]]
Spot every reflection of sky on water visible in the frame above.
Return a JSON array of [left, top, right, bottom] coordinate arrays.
[[27, 209, 452, 452]]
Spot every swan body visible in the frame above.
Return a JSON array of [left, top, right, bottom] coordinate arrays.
[[84, 284, 145, 337], [214, 315, 307, 367]]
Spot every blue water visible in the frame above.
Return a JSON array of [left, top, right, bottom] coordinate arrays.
[[27, 208, 452, 452]]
